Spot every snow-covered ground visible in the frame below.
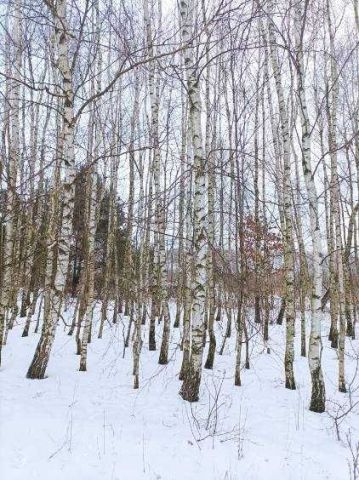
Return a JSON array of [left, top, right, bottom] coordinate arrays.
[[1, 304, 358, 480]]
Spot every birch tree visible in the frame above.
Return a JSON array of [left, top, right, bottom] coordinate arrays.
[[179, 0, 208, 402], [294, 0, 326, 412], [267, 0, 296, 390], [27, 0, 76, 379]]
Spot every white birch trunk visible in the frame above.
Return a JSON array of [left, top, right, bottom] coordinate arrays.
[[179, 0, 208, 402], [267, 0, 296, 389], [27, 0, 76, 379], [0, 0, 21, 363], [294, 2, 325, 412]]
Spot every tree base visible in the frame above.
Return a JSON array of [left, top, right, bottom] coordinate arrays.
[[234, 373, 241, 386], [204, 334, 216, 370], [309, 398, 325, 413], [158, 354, 168, 365], [26, 365, 47, 380], [309, 372, 325, 413], [180, 369, 201, 402], [285, 378, 296, 390]]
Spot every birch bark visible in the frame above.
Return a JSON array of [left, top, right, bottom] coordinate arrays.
[[27, 0, 76, 379], [179, 0, 208, 402], [294, 2, 325, 411], [267, 0, 296, 389]]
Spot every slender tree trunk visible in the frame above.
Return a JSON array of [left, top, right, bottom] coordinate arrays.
[[179, 0, 208, 402], [27, 0, 76, 379], [267, 0, 296, 390], [294, 1, 325, 411]]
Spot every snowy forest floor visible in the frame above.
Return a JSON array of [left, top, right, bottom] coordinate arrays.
[[1, 303, 359, 480]]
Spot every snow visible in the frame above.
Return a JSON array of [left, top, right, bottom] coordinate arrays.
[[1, 304, 358, 480]]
